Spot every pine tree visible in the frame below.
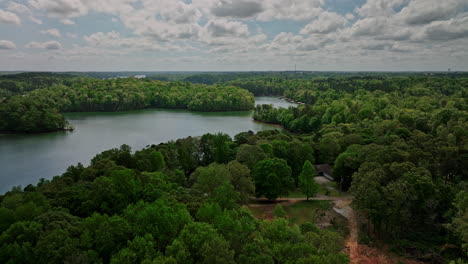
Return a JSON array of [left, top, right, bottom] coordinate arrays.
[[299, 161, 319, 200]]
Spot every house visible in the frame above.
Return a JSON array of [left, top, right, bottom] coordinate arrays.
[[313, 164, 333, 181]]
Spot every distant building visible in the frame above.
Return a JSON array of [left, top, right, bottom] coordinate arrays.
[[134, 75, 146, 79]]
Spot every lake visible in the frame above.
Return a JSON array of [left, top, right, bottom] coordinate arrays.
[[0, 97, 295, 193]]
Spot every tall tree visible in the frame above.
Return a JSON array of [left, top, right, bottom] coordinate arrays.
[[253, 158, 294, 200], [298, 161, 319, 200]]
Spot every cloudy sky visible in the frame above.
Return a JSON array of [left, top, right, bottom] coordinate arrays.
[[0, 0, 467, 71]]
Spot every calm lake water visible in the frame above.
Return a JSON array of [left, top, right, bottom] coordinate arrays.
[[0, 97, 296, 193]]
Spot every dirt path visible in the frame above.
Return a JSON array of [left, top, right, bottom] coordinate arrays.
[[334, 199, 363, 263], [333, 199, 423, 264], [250, 197, 424, 264]]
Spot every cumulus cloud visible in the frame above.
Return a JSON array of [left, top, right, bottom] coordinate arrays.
[[0, 40, 16, 49], [0, 9, 21, 24], [61, 18, 75, 24], [211, 0, 263, 18], [117, 1, 203, 41], [27, 0, 136, 19], [257, 0, 324, 21], [1, 0, 467, 70], [355, 0, 409, 17], [350, 17, 386, 37], [28, 0, 88, 18], [7, 2, 30, 14], [300, 12, 348, 34], [417, 16, 468, 41], [82, 31, 192, 52], [6, 2, 42, 24], [362, 42, 393, 51], [84, 31, 120, 46], [397, 0, 467, 25], [26, 40, 62, 49], [205, 19, 249, 38], [41, 28, 61, 37]]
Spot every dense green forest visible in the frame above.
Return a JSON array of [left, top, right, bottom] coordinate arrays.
[[0, 76, 254, 133], [1, 72, 467, 263], [0, 131, 350, 264], [0, 72, 81, 98], [250, 76, 467, 262]]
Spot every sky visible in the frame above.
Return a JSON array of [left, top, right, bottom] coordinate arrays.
[[0, 0, 467, 71]]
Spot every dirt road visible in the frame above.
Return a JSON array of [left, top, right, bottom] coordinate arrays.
[[250, 196, 423, 264]]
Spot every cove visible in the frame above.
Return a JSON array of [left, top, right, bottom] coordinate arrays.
[[0, 97, 296, 193]]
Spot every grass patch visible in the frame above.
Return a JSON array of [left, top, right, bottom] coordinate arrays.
[[283, 184, 341, 198], [284, 200, 331, 225], [284, 190, 306, 198], [248, 206, 267, 219]]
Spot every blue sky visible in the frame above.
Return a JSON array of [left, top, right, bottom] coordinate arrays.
[[0, 0, 467, 71]]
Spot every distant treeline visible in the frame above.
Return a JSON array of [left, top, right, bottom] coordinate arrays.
[[0, 77, 254, 133], [0, 72, 82, 98]]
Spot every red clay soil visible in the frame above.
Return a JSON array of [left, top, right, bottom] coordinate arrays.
[[249, 197, 425, 264], [334, 200, 424, 264]]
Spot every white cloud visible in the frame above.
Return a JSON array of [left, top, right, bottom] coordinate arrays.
[[30, 16, 42, 24], [28, 0, 88, 18], [83, 31, 192, 52], [7, 2, 30, 14], [416, 15, 468, 41], [84, 31, 120, 46], [60, 18, 75, 24], [257, 0, 324, 21], [350, 17, 388, 36], [41, 28, 61, 37], [205, 19, 249, 38], [355, 0, 409, 17], [0, 0, 466, 71], [26, 40, 62, 49], [6, 2, 42, 24], [0, 40, 16, 49], [300, 12, 348, 34], [211, 0, 263, 18], [0, 9, 21, 24], [396, 0, 467, 25], [27, 0, 136, 19]]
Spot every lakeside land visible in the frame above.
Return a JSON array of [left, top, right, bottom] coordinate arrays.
[[0, 72, 466, 263]]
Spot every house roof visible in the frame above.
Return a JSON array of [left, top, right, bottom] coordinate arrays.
[[313, 164, 332, 176]]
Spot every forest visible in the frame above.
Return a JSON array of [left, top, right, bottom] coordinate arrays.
[[0, 72, 467, 263], [0, 131, 349, 264], [250, 76, 467, 262], [0, 75, 255, 133]]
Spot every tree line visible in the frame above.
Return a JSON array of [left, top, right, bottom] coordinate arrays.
[[0, 77, 255, 133]]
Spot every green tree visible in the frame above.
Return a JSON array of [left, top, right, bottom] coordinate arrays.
[[124, 200, 192, 250], [236, 144, 267, 169], [167, 222, 235, 264], [299, 161, 319, 200], [253, 158, 294, 200], [148, 151, 165, 172], [273, 204, 287, 218], [190, 163, 230, 196], [449, 191, 468, 257], [80, 213, 132, 262], [110, 234, 159, 264], [227, 160, 255, 204]]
